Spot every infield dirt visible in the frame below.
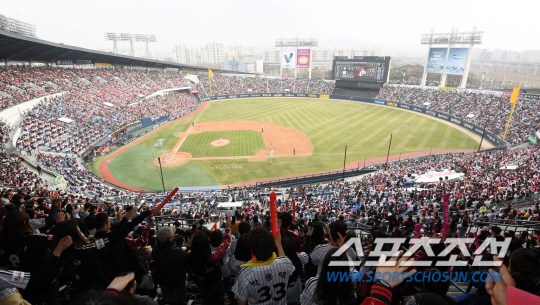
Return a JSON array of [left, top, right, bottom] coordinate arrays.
[[155, 120, 313, 166]]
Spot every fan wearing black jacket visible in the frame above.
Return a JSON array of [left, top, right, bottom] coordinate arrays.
[[151, 226, 187, 305]]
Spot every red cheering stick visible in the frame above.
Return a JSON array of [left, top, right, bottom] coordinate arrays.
[[443, 194, 450, 233], [270, 192, 278, 237], [413, 224, 421, 238], [211, 218, 219, 230], [292, 200, 296, 221], [150, 187, 179, 217]]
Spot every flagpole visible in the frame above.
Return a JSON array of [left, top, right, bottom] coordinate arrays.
[[385, 133, 393, 167], [208, 69, 212, 96], [342, 145, 347, 180]]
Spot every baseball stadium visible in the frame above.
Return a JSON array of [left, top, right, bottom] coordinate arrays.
[[1, 1, 540, 305]]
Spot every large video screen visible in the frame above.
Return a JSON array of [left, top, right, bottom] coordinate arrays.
[[331, 56, 391, 83]]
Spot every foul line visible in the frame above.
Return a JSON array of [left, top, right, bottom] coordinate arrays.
[[172, 100, 210, 154]]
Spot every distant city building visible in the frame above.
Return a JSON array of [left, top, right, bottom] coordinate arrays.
[[222, 58, 263, 74], [473, 47, 540, 63]]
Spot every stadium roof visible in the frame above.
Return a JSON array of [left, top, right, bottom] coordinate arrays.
[[0, 29, 235, 73]]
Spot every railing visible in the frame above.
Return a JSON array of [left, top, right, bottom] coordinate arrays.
[[256, 168, 377, 189], [154, 215, 221, 229], [467, 220, 540, 235]]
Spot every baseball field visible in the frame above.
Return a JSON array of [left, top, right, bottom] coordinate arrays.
[[90, 98, 486, 191]]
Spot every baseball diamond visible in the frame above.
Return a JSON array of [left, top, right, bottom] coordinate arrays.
[[93, 97, 481, 190]]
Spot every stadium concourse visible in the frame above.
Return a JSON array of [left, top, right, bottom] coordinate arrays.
[[1, 66, 540, 305]]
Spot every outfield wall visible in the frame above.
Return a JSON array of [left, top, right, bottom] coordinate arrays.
[[203, 93, 504, 147]]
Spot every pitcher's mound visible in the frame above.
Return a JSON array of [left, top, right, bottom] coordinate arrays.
[[211, 139, 230, 146]]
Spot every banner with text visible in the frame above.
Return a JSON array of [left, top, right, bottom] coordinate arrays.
[[426, 48, 448, 74], [297, 49, 310, 68]]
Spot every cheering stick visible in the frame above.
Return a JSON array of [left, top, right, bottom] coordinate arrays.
[[442, 194, 450, 236], [292, 200, 296, 221], [150, 187, 179, 217], [271, 191, 278, 237]]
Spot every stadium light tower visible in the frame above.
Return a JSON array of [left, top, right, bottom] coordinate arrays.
[[119, 33, 135, 56], [0, 14, 37, 38], [105, 32, 120, 54], [420, 27, 483, 88], [135, 34, 157, 58]]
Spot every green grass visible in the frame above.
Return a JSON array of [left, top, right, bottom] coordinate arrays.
[[108, 146, 218, 190], [180, 130, 265, 158], [97, 98, 480, 188]]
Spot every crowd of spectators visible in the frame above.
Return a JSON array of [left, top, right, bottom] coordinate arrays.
[[1, 144, 540, 304], [377, 86, 540, 145], [36, 153, 117, 197], [197, 74, 335, 97], [16, 89, 197, 155], [0, 153, 43, 190]]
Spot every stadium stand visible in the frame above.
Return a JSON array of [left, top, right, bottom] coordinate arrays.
[[1, 66, 540, 305], [377, 85, 540, 145]]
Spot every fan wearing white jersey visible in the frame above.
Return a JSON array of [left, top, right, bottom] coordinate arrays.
[[310, 221, 358, 275], [279, 232, 309, 303], [232, 225, 295, 305]]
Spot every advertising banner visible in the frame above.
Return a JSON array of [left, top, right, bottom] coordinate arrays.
[[95, 63, 111, 67], [426, 48, 448, 74], [282, 50, 296, 68], [445, 48, 468, 75], [438, 87, 457, 92], [182, 69, 199, 74], [296, 49, 310, 68], [521, 94, 540, 100], [141, 115, 169, 127]]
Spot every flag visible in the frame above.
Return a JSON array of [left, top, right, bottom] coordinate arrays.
[[509, 85, 521, 104], [208, 69, 213, 78], [211, 219, 219, 230]]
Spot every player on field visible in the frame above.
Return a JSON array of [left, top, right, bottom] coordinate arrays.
[[232, 226, 295, 305]]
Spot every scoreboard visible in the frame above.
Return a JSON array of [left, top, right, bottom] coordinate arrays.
[[331, 56, 391, 84]]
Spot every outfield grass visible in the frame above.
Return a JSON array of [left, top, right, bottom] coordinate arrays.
[[180, 130, 265, 158], [98, 98, 480, 188]]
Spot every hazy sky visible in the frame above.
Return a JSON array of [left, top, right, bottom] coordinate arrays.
[[3, 0, 540, 54]]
